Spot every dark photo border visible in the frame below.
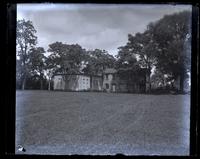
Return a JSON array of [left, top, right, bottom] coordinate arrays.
[[2, 0, 199, 158]]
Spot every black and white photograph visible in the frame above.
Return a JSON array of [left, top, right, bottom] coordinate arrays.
[[16, 3, 192, 155]]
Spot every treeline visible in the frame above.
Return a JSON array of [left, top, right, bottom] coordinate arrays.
[[16, 11, 191, 93]]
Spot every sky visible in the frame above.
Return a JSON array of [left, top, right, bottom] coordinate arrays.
[[17, 3, 192, 57]]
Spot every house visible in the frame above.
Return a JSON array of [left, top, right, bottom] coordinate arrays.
[[102, 68, 146, 93], [102, 68, 117, 92], [53, 73, 102, 91], [53, 68, 146, 93]]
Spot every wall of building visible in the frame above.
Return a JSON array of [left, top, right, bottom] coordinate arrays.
[[102, 72, 146, 93], [77, 75, 90, 91], [53, 75, 65, 90], [63, 75, 78, 90], [53, 75, 90, 91], [90, 76, 103, 91], [103, 74, 115, 92], [53, 70, 146, 93]]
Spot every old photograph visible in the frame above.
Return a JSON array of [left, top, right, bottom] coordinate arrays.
[[16, 3, 192, 155]]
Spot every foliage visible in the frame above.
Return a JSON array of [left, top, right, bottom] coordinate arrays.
[[29, 47, 46, 89], [47, 42, 87, 74], [151, 11, 191, 91], [116, 11, 191, 93], [16, 11, 192, 93], [16, 19, 37, 89], [116, 25, 159, 92], [82, 49, 116, 75]]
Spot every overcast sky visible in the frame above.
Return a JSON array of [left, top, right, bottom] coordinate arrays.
[[17, 3, 191, 56]]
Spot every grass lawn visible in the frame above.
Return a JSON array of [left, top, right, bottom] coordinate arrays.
[[16, 90, 190, 155]]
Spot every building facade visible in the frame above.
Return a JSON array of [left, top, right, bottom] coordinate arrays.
[[102, 68, 118, 92], [102, 68, 146, 93], [53, 74, 102, 91], [53, 68, 146, 93]]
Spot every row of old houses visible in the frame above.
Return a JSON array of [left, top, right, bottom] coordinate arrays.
[[53, 68, 147, 93]]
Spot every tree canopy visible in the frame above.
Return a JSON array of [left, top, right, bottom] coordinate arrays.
[[16, 19, 37, 89], [16, 11, 192, 93], [83, 49, 116, 75], [116, 11, 191, 92], [47, 42, 87, 74], [151, 11, 191, 91]]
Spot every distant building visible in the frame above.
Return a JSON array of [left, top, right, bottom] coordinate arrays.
[[102, 68, 146, 93], [53, 68, 146, 93], [103, 68, 117, 92], [53, 74, 102, 91]]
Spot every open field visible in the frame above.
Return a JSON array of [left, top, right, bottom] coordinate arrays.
[[16, 91, 190, 155]]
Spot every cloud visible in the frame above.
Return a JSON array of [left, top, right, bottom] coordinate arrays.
[[17, 4, 192, 56]]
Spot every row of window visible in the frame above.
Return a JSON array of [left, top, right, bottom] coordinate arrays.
[[82, 81, 89, 85]]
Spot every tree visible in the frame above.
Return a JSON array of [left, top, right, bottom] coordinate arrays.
[[16, 19, 37, 90], [47, 42, 88, 90], [47, 42, 87, 74], [152, 11, 191, 92], [118, 27, 158, 92], [29, 47, 46, 90], [16, 59, 23, 89], [83, 49, 116, 75], [116, 44, 140, 77], [45, 54, 60, 90], [116, 45, 145, 92], [151, 69, 168, 89]]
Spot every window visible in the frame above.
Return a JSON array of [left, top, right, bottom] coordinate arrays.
[[106, 83, 109, 89]]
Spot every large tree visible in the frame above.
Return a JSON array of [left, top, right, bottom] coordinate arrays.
[[116, 45, 146, 92], [83, 49, 116, 75], [16, 19, 37, 90], [47, 42, 88, 90], [117, 26, 158, 92], [128, 31, 158, 92], [29, 47, 46, 90], [47, 42, 87, 74], [151, 11, 191, 92], [45, 53, 61, 90]]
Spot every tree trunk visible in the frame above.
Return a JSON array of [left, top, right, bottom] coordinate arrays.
[[48, 81, 51, 91], [179, 74, 184, 93], [22, 75, 26, 90], [40, 78, 43, 90], [146, 68, 151, 93], [147, 73, 151, 93], [149, 73, 151, 92]]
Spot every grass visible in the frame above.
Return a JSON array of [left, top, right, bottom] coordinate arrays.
[[16, 90, 190, 155]]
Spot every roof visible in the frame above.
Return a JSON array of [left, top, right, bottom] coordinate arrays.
[[104, 68, 117, 74]]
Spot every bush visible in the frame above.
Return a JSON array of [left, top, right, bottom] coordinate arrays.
[[150, 87, 179, 95]]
